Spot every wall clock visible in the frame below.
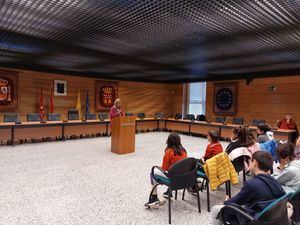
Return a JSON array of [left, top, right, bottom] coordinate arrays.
[[213, 83, 237, 115]]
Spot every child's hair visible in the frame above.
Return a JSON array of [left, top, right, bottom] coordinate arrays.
[[276, 142, 295, 161], [252, 151, 273, 172], [245, 129, 256, 147], [208, 130, 220, 143], [166, 132, 186, 156], [232, 126, 247, 145], [257, 123, 271, 134]]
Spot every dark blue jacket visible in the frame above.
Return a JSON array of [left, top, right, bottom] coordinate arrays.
[[224, 173, 286, 216]]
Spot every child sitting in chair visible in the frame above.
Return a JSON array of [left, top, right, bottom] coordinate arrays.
[[145, 132, 187, 208]]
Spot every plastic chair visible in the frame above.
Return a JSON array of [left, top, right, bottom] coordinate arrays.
[[233, 117, 244, 125], [290, 189, 300, 224], [85, 113, 96, 120], [216, 117, 226, 123], [149, 158, 201, 224], [154, 112, 164, 119], [27, 113, 41, 122], [183, 114, 195, 120], [47, 113, 61, 121], [4, 113, 19, 123], [252, 119, 266, 126], [196, 114, 206, 121], [68, 109, 79, 120], [137, 112, 145, 119], [220, 193, 292, 225], [99, 113, 108, 121], [175, 113, 182, 120]]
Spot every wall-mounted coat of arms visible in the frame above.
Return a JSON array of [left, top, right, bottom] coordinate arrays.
[[95, 81, 118, 111], [0, 70, 18, 111]]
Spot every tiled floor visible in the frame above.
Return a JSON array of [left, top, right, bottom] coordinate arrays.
[[0, 132, 244, 225]]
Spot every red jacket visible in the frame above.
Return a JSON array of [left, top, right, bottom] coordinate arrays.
[[161, 148, 187, 171], [109, 106, 124, 119], [204, 142, 223, 161], [278, 118, 298, 130]]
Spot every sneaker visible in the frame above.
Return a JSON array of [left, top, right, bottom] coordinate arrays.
[[163, 189, 173, 198], [145, 195, 165, 209]]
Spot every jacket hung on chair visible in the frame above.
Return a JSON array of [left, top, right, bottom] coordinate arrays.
[[203, 152, 239, 190]]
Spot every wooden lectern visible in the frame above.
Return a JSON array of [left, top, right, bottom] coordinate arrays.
[[111, 116, 136, 154]]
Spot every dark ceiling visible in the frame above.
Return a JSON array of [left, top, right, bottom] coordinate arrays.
[[0, 0, 300, 83]]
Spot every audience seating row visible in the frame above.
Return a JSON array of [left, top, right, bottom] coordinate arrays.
[[2, 111, 266, 127], [3, 112, 109, 122]]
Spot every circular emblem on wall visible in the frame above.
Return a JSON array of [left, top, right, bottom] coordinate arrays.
[[213, 83, 237, 115], [216, 88, 233, 110]]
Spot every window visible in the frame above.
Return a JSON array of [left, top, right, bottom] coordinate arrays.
[[187, 82, 206, 116]]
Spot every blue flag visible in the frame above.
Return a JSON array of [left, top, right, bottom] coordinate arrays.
[[85, 90, 89, 115]]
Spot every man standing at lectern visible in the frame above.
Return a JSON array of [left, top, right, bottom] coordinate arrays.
[[110, 99, 124, 119]]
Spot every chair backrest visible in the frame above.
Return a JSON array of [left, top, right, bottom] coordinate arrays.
[[168, 157, 198, 190], [175, 113, 182, 120], [68, 113, 79, 120], [256, 193, 292, 224], [155, 112, 164, 119], [233, 117, 244, 125], [125, 112, 133, 116], [27, 113, 41, 122], [68, 109, 79, 120], [216, 117, 226, 123], [196, 114, 206, 121], [68, 109, 78, 114], [4, 114, 19, 123], [137, 112, 145, 119], [183, 114, 195, 120], [252, 119, 265, 126], [290, 188, 300, 223], [85, 113, 96, 120], [99, 113, 108, 121], [47, 113, 61, 121]]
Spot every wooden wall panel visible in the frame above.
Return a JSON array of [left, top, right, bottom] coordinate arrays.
[[0, 68, 183, 121], [206, 76, 300, 126]]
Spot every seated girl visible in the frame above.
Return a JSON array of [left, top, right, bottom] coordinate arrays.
[[225, 126, 247, 154], [256, 123, 272, 144], [272, 142, 300, 193], [145, 132, 187, 208], [200, 129, 223, 164]]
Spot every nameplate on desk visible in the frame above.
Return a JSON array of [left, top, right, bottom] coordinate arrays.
[[121, 122, 135, 126]]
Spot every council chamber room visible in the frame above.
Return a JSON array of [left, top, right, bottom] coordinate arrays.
[[0, 1, 300, 225]]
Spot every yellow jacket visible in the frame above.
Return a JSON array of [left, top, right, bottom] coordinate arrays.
[[203, 152, 238, 190]]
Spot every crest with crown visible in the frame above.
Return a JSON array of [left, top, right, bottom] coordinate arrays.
[[0, 78, 9, 86], [102, 86, 113, 94]]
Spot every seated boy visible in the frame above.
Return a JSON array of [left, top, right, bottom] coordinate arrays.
[[211, 151, 286, 225]]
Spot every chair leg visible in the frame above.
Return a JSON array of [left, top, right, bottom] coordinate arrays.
[[206, 180, 210, 212], [196, 186, 201, 213], [243, 169, 246, 184], [168, 191, 172, 224], [175, 190, 177, 200], [228, 181, 231, 198], [182, 189, 185, 200], [148, 184, 160, 201]]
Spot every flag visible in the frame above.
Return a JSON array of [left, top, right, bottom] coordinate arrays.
[[76, 89, 82, 119], [39, 88, 45, 121], [49, 86, 54, 113], [85, 90, 89, 115]]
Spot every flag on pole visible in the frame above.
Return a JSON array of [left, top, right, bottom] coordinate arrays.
[[49, 86, 54, 113], [85, 90, 89, 116], [40, 88, 45, 121], [76, 89, 82, 119]]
